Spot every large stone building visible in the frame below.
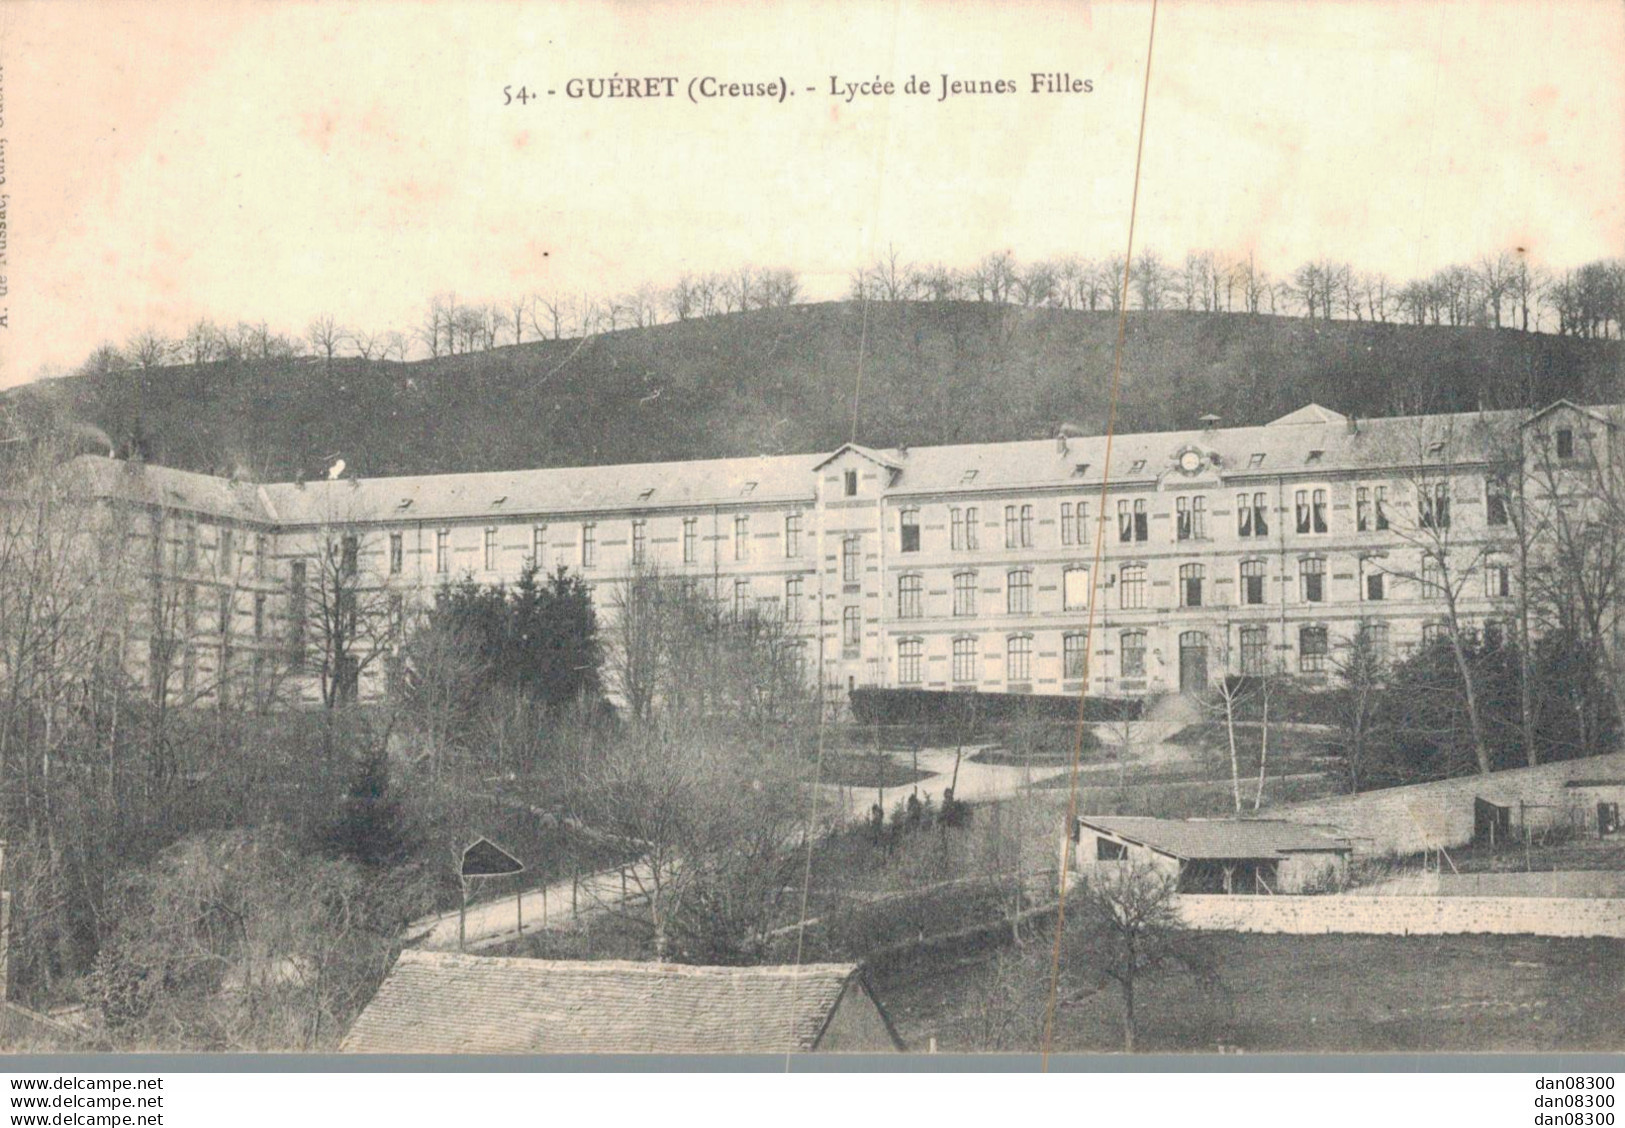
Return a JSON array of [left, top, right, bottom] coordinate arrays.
[[68, 399, 1621, 709]]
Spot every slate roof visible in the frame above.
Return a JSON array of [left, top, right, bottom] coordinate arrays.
[[262, 451, 819, 526], [64, 456, 275, 524], [340, 952, 887, 1054], [1078, 816, 1351, 860], [64, 402, 1618, 529]]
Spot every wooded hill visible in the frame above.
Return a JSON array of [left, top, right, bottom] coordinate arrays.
[[13, 303, 1624, 479]]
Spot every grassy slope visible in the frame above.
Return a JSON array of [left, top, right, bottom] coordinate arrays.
[[16, 304, 1624, 479]]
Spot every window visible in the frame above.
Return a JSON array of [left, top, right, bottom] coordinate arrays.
[[1120, 631, 1146, 678], [1006, 569, 1032, 614], [1374, 486, 1389, 530], [1006, 635, 1032, 683], [435, 529, 450, 574], [253, 593, 266, 639], [953, 571, 976, 617], [1420, 482, 1450, 529], [1421, 552, 1444, 597], [1556, 427, 1575, 460], [1064, 632, 1089, 679], [1363, 559, 1386, 601], [785, 512, 802, 557], [255, 534, 267, 580], [952, 637, 978, 683], [898, 639, 923, 685], [217, 588, 232, 635], [1299, 625, 1328, 673], [964, 507, 979, 550], [388, 594, 403, 640], [1118, 499, 1147, 543], [484, 527, 499, 571], [682, 517, 697, 564], [1485, 556, 1512, 598], [532, 524, 548, 565], [842, 537, 860, 582], [844, 469, 858, 496], [1239, 625, 1268, 676], [784, 575, 803, 619], [1299, 556, 1326, 603], [1119, 563, 1146, 609], [581, 523, 597, 569], [631, 519, 647, 566], [950, 507, 967, 551], [1063, 566, 1091, 612], [1423, 622, 1448, 648], [1357, 487, 1371, 532], [1358, 622, 1390, 660], [842, 605, 861, 647], [1176, 496, 1207, 540], [1486, 475, 1511, 527], [1237, 492, 1269, 538], [1061, 501, 1089, 546], [183, 584, 197, 636], [218, 528, 234, 575], [1179, 563, 1205, 607], [184, 523, 199, 570], [1482, 620, 1506, 650], [734, 515, 749, 561], [900, 508, 920, 553], [898, 574, 923, 619], [389, 532, 403, 575], [288, 561, 307, 661], [734, 579, 751, 621], [1240, 559, 1267, 605], [341, 534, 359, 577], [1097, 838, 1129, 862], [1020, 505, 1033, 548], [1005, 505, 1018, 549], [1295, 489, 1328, 534]]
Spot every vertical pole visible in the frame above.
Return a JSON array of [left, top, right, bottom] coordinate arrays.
[[517, 888, 523, 938], [458, 878, 468, 952]]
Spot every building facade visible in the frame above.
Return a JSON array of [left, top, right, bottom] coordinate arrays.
[[72, 399, 1621, 709]]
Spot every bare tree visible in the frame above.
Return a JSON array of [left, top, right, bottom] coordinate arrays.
[[306, 315, 347, 370], [1057, 863, 1220, 1053]]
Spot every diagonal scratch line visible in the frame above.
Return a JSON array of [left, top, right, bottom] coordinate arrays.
[[1041, 0, 1159, 1070]]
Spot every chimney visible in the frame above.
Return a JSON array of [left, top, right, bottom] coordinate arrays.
[[1199, 413, 1221, 431], [1347, 415, 1360, 435]]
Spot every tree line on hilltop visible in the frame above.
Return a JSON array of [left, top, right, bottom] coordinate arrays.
[[63, 245, 1625, 381]]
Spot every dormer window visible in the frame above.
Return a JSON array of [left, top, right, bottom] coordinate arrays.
[[638, 487, 656, 501], [1248, 453, 1266, 468], [741, 481, 758, 496], [1306, 450, 1324, 464], [1427, 441, 1447, 458], [1129, 459, 1146, 474], [844, 469, 858, 496], [396, 498, 413, 511], [960, 469, 979, 484], [491, 495, 507, 507], [1072, 463, 1090, 478], [1556, 427, 1575, 460]]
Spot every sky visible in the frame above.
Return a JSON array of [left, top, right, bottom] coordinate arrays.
[[2, 0, 1622, 386]]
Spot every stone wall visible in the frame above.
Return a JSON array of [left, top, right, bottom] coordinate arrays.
[[1177, 893, 1625, 938], [1276, 751, 1625, 856]]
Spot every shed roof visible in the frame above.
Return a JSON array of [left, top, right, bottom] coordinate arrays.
[[1078, 816, 1351, 860], [340, 951, 894, 1054]]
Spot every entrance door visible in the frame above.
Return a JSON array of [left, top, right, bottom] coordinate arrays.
[[1178, 631, 1208, 693]]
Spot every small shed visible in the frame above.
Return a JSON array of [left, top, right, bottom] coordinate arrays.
[[1073, 816, 1351, 894], [341, 951, 904, 1054]]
